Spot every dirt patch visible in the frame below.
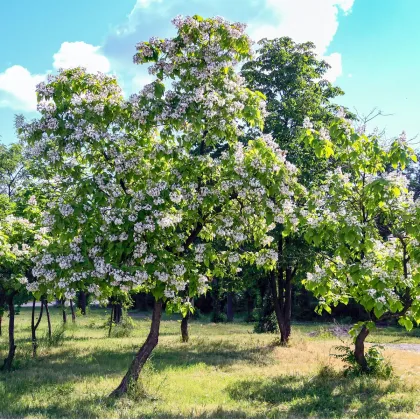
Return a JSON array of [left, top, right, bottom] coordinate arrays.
[[380, 343, 420, 353], [308, 325, 351, 338]]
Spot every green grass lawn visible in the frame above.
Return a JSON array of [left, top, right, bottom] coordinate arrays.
[[0, 308, 419, 418]]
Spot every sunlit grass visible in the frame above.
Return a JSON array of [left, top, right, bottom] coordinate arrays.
[[0, 308, 419, 418]]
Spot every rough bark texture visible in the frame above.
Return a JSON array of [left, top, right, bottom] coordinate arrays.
[[354, 325, 370, 372], [110, 300, 163, 398], [31, 298, 44, 358], [181, 313, 189, 343], [226, 292, 234, 322], [44, 300, 52, 340], [2, 294, 16, 371]]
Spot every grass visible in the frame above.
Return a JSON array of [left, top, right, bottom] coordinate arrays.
[[0, 308, 419, 418]]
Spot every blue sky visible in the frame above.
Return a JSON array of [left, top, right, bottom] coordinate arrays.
[[0, 0, 419, 146]]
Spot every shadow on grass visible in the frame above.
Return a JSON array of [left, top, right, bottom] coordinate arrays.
[[0, 338, 276, 417], [227, 367, 414, 418]]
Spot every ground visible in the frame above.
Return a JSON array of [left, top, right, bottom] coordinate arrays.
[[0, 308, 419, 419]]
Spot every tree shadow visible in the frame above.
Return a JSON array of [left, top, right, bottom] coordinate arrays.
[[226, 367, 409, 418]]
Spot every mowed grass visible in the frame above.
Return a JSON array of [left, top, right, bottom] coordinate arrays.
[[0, 308, 419, 418]]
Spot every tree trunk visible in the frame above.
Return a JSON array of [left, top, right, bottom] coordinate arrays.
[[44, 300, 52, 340], [110, 300, 163, 398], [113, 303, 122, 324], [70, 300, 76, 323], [108, 306, 114, 337], [181, 313, 189, 343], [226, 292, 234, 322], [354, 325, 370, 372], [31, 298, 44, 358], [62, 300, 67, 324], [79, 291, 87, 315], [2, 294, 16, 371]]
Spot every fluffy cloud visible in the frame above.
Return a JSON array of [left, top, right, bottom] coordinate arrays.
[[0, 42, 111, 111], [249, 0, 354, 82], [0, 65, 45, 111], [53, 42, 110, 73]]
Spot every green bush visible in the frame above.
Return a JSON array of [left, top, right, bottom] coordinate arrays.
[[332, 344, 393, 378]]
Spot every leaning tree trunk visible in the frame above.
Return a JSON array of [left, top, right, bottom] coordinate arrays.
[[70, 300, 76, 323], [44, 300, 52, 340], [354, 325, 370, 372], [181, 312, 189, 343], [110, 300, 163, 398], [31, 298, 44, 357], [2, 294, 16, 371]]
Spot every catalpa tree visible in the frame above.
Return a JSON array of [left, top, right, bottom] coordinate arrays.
[[0, 195, 48, 370], [302, 117, 419, 371], [21, 15, 300, 396]]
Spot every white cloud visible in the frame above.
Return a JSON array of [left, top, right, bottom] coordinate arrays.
[[249, 0, 355, 82], [0, 42, 111, 112], [53, 42, 110, 73], [0, 65, 45, 111], [135, 0, 162, 8], [323, 52, 343, 82]]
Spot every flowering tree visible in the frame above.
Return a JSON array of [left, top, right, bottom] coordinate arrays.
[[302, 117, 419, 371], [21, 16, 299, 396], [0, 195, 47, 370]]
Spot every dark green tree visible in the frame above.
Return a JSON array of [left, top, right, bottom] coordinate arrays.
[[242, 37, 352, 344]]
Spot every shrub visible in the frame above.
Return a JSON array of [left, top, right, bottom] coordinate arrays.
[[332, 344, 393, 378]]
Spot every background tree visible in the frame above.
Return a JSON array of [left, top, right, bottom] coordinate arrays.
[[302, 116, 419, 371], [241, 37, 351, 344]]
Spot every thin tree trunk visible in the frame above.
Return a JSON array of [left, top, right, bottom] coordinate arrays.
[[31, 298, 44, 358], [110, 300, 163, 398], [2, 294, 16, 371], [62, 300, 67, 324], [44, 300, 52, 340], [226, 292, 234, 322], [70, 300, 76, 323], [354, 325, 370, 372], [181, 313, 189, 343]]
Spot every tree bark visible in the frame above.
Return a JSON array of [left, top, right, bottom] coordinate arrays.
[[78, 291, 87, 315], [62, 300, 67, 324], [354, 325, 370, 372], [2, 294, 16, 371], [226, 292, 234, 322], [113, 303, 122, 324], [70, 300, 76, 323], [31, 298, 44, 358], [44, 300, 52, 340], [181, 313, 189, 343], [110, 300, 163, 398], [108, 306, 114, 337]]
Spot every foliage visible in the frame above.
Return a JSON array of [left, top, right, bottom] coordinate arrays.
[[332, 344, 393, 378], [302, 116, 420, 331], [20, 16, 301, 313]]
